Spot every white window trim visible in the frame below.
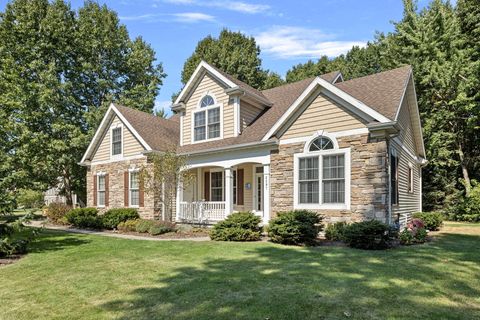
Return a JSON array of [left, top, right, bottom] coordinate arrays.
[[110, 123, 123, 160], [129, 168, 140, 208], [96, 172, 106, 208], [293, 148, 351, 210], [408, 163, 414, 194], [191, 96, 223, 143], [209, 168, 224, 202], [303, 130, 339, 153]]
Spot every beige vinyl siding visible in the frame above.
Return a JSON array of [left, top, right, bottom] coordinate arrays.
[[392, 145, 421, 224], [182, 73, 232, 145], [280, 92, 367, 139], [91, 116, 144, 162], [240, 101, 263, 132], [396, 98, 417, 155], [233, 164, 253, 212]]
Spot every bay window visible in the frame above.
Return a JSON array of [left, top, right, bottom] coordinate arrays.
[[294, 135, 350, 209]]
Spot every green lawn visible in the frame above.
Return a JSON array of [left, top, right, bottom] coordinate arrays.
[[1, 222, 479, 320]]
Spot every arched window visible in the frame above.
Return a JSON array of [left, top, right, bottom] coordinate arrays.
[[193, 94, 221, 141], [295, 132, 350, 209], [200, 95, 215, 108], [309, 136, 334, 151]]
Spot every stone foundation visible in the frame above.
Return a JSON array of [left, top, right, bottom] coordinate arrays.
[[270, 134, 389, 223]]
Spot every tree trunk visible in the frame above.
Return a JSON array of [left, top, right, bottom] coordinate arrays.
[[63, 172, 73, 206], [458, 143, 472, 196]]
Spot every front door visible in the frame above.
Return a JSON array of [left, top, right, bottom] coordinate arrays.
[[254, 166, 264, 214]]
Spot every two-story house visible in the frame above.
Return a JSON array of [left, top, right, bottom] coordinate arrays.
[[80, 61, 426, 226]]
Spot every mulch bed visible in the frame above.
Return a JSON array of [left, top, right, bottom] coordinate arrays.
[[0, 254, 23, 266], [111, 229, 210, 239]]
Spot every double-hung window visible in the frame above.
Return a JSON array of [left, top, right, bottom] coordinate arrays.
[[210, 171, 223, 201], [294, 136, 350, 209], [97, 175, 106, 207], [193, 95, 221, 142], [130, 171, 140, 207], [233, 170, 237, 205], [407, 163, 414, 194], [111, 127, 122, 156]]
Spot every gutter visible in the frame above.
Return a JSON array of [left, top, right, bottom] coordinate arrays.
[[224, 86, 273, 107], [177, 139, 278, 156]]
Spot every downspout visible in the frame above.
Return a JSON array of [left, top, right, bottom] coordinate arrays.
[[386, 139, 392, 225]]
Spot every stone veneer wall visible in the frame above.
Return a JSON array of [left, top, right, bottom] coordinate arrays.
[[270, 134, 389, 223], [87, 158, 159, 220]]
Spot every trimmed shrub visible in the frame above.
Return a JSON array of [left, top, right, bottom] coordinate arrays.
[[135, 219, 155, 233], [148, 224, 172, 235], [134, 219, 175, 235], [102, 208, 139, 229], [268, 210, 323, 245], [324, 222, 348, 241], [0, 237, 29, 257], [65, 208, 102, 229], [210, 212, 262, 241], [117, 219, 139, 232], [343, 220, 396, 250], [45, 202, 71, 224], [400, 218, 428, 245], [412, 212, 443, 231]]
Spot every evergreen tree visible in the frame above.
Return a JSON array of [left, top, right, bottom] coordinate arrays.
[[181, 29, 265, 89], [383, 0, 479, 208]]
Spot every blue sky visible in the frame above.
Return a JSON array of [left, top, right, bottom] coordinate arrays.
[[0, 0, 434, 114]]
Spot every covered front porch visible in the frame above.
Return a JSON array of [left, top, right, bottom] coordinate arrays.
[[176, 162, 271, 224]]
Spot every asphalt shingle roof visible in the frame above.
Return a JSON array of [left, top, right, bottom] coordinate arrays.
[[113, 65, 412, 154]]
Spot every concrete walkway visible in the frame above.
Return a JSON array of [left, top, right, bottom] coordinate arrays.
[[26, 220, 211, 242]]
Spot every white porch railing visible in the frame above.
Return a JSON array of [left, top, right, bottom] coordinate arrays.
[[178, 201, 226, 223]]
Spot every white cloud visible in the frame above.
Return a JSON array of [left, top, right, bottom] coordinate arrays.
[[119, 12, 215, 23], [172, 12, 216, 23], [163, 0, 270, 14], [119, 14, 157, 21], [256, 26, 366, 59], [154, 100, 173, 116]]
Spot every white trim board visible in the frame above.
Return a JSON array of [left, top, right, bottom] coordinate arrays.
[[174, 61, 236, 105], [80, 103, 152, 164], [262, 77, 391, 141], [293, 147, 351, 211], [279, 128, 369, 145]]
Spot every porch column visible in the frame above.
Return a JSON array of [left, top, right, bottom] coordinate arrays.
[[224, 167, 233, 217], [175, 179, 183, 222], [263, 164, 271, 224]]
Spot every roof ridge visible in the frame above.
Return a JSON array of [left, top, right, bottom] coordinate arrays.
[[340, 65, 411, 84], [261, 77, 315, 94]]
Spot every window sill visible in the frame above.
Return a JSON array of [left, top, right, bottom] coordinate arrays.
[[294, 203, 350, 211], [191, 136, 223, 144]]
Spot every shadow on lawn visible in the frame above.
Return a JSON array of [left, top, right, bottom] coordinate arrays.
[[102, 233, 480, 320], [29, 230, 91, 253]]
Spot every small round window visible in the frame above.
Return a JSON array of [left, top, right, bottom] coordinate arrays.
[[309, 136, 334, 151], [200, 95, 215, 108]]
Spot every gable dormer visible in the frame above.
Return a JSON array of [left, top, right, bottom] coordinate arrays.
[[173, 61, 272, 146]]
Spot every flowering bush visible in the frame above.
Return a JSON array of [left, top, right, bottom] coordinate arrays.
[[399, 218, 427, 245]]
